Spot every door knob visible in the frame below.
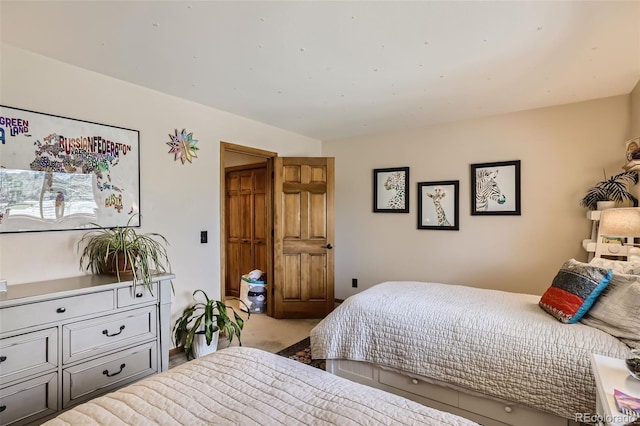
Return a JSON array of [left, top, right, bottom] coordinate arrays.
[[325, 243, 333, 249]]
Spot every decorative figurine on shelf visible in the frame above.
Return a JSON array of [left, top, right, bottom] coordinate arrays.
[[625, 137, 640, 173], [627, 138, 640, 161]]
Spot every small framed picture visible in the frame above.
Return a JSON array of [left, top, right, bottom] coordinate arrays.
[[417, 181, 459, 230], [373, 167, 409, 213], [471, 160, 521, 216]]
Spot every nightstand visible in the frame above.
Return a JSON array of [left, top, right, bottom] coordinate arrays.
[[590, 353, 640, 426]]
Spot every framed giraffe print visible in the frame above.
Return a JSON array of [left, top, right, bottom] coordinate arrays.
[[373, 167, 409, 213], [417, 180, 459, 230], [471, 160, 521, 216]]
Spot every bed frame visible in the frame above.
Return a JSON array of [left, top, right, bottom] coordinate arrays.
[[327, 359, 581, 426]]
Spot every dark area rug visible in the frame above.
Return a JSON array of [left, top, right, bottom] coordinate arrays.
[[275, 337, 326, 370]]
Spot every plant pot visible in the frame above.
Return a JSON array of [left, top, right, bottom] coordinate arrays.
[[192, 326, 219, 359], [596, 201, 616, 210], [104, 252, 135, 277]]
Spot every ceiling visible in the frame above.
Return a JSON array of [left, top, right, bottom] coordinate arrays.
[[1, 1, 639, 141]]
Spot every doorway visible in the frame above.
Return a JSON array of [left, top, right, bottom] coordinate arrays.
[[220, 142, 276, 315], [221, 143, 335, 319], [224, 162, 268, 298]]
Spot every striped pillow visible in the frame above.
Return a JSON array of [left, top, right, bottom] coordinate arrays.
[[539, 259, 612, 324]]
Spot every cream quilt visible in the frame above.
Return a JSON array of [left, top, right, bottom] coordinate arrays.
[[45, 346, 477, 426], [310, 281, 632, 420]]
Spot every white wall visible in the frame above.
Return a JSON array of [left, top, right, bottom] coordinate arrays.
[[323, 94, 632, 298], [1, 43, 637, 318], [0, 44, 321, 325], [225, 151, 267, 168], [631, 80, 640, 139]]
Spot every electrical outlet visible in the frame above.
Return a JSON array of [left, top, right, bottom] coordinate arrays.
[[352, 278, 358, 288], [200, 231, 208, 244]]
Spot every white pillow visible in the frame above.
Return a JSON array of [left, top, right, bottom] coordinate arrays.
[[580, 272, 640, 347], [589, 257, 640, 275]]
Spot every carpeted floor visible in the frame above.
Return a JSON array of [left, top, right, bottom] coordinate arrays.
[[170, 336, 326, 370], [275, 336, 326, 370]]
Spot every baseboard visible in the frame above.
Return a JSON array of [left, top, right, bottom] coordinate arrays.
[[335, 298, 344, 304]]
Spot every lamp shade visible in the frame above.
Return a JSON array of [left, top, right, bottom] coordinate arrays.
[[598, 208, 640, 237]]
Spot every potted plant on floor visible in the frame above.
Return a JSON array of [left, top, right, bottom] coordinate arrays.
[[77, 214, 171, 294], [173, 289, 250, 360], [580, 170, 639, 210]]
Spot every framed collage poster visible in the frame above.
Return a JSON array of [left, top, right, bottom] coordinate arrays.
[[417, 180, 459, 230], [471, 160, 521, 216], [0, 105, 140, 233]]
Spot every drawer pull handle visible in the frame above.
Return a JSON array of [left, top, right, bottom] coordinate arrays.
[[103, 363, 126, 377], [0, 356, 6, 363], [411, 378, 419, 385], [102, 325, 126, 337], [504, 406, 513, 413], [56, 307, 66, 313], [0, 405, 5, 412], [135, 292, 144, 298]]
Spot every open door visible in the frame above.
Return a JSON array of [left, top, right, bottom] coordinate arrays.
[[272, 157, 335, 319]]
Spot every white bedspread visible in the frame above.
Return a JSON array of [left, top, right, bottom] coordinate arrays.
[[45, 346, 477, 426], [310, 281, 632, 420]]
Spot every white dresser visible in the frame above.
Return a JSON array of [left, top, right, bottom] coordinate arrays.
[[0, 273, 173, 425]]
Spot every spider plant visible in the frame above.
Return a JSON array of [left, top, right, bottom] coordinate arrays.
[[173, 289, 250, 360], [78, 214, 171, 293], [580, 170, 639, 210]]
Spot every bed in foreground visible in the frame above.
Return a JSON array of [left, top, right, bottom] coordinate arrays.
[[44, 346, 477, 426], [311, 278, 637, 426]]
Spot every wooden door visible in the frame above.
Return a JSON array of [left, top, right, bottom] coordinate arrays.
[[225, 164, 268, 297], [273, 157, 334, 318]]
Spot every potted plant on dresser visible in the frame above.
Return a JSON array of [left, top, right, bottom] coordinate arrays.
[[77, 214, 171, 294], [580, 170, 639, 210], [173, 289, 250, 360]]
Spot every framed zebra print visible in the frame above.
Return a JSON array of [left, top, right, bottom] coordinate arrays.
[[417, 180, 459, 230], [373, 167, 409, 213], [471, 160, 521, 216]]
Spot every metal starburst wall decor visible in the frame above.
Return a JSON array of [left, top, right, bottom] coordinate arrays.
[[167, 128, 199, 164]]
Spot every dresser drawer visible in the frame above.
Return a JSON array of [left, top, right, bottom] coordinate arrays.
[[459, 391, 566, 426], [0, 328, 57, 384], [0, 291, 114, 332], [0, 372, 57, 426], [379, 369, 459, 407], [62, 341, 157, 408], [62, 306, 157, 364], [117, 282, 158, 308]]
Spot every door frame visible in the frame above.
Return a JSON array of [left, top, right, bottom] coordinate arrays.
[[220, 142, 277, 316]]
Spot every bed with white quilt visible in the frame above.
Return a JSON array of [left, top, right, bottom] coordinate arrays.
[[311, 258, 640, 426], [44, 346, 477, 426]]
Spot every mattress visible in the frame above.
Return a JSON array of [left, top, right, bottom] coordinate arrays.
[[44, 346, 477, 426], [310, 281, 632, 420]]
